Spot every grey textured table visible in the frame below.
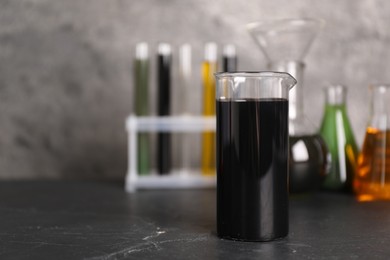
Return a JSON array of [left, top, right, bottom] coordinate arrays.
[[0, 181, 389, 259]]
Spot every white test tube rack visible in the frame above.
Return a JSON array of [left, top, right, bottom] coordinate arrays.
[[125, 115, 216, 192]]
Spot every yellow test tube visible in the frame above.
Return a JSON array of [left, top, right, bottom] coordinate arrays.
[[201, 42, 217, 176]]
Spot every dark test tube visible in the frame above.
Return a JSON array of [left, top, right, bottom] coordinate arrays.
[[222, 44, 237, 72], [157, 43, 172, 175]]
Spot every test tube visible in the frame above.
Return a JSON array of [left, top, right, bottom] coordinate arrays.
[[222, 44, 237, 72], [201, 42, 218, 176], [134, 42, 150, 175], [178, 44, 192, 115], [157, 43, 172, 175], [178, 44, 192, 174]]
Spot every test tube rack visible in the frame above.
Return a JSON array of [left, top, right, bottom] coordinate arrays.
[[125, 115, 216, 192]]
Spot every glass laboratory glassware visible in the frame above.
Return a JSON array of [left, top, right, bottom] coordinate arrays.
[[222, 44, 237, 72], [177, 44, 193, 174], [247, 18, 329, 193], [354, 85, 390, 201], [201, 42, 218, 176], [216, 71, 296, 241], [319, 85, 359, 192], [157, 43, 172, 175], [134, 43, 150, 175]]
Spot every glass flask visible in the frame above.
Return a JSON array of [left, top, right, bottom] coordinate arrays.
[[215, 71, 296, 241], [247, 18, 330, 193], [319, 85, 359, 192], [354, 85, 390, 201]]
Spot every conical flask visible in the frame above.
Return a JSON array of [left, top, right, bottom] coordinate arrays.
[[319, 85, 359, 192], [248, 18, 330, 193], [355, 85, 390, 201]]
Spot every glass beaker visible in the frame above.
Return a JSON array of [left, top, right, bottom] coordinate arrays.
[[247, 18, 330, 193], [215, 72, 296, 241], [355, 85, 390, 201], [319, 85, 359, 192]]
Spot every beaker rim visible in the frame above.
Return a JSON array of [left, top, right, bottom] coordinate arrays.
[[215, 71, 297, 90]]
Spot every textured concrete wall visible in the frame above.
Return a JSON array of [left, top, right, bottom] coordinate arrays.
[[1, 0, 390, 179]]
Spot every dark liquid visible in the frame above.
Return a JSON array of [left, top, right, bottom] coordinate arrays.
[[355, 128, 390, 201], [217, 99, 288, 241], [157, 54, 171, 175], [222, 56, 237, 72], [289, 135, 329, 193]]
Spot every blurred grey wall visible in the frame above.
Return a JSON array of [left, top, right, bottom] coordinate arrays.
[[1, 0, 390, 179]]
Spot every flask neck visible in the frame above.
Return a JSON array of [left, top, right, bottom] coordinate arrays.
[[325, 85, 346, 106], [268, 61, 305, 120], [370, 85, 390, 130]]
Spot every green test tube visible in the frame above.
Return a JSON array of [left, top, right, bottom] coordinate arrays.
[[134, 42, 150, 175]]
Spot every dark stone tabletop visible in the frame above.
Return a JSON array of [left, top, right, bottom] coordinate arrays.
[[0, 181, 389, 259]]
